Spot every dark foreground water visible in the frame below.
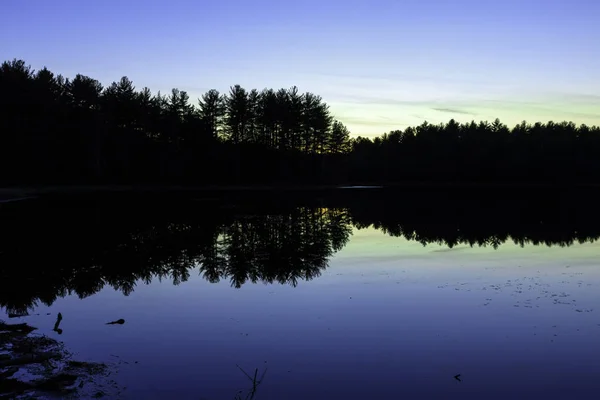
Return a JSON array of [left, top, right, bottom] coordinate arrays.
[[2, 189, 600, 399]]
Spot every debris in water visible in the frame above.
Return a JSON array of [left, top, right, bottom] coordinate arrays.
[[0, 320, 119, 398], [105, 319, 125, 325], [53, 312, 63, 334]]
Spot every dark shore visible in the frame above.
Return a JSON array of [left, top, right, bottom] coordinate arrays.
[[2, 181, 600, 203], [0, 320, 118, 398]]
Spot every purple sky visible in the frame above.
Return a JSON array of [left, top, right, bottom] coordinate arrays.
[[2, 0, 599, 136]]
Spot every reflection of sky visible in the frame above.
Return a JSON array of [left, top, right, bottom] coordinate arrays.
[[344, 227, 600, 260], [4, 227, 600, 399], [2, 0, 599, 137]]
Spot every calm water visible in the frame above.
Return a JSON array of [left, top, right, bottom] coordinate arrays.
[[2, 190, 600, 399]]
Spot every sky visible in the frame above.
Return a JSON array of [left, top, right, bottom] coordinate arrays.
[[2, 0, 599, 137]]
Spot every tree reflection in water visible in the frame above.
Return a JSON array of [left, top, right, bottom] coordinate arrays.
[[2, 188, 600, 314]]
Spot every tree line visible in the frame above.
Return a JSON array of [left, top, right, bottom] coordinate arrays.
[[351, 118, 600, 184], [2, 58, 600, 186], [0, 59, 351, 185]]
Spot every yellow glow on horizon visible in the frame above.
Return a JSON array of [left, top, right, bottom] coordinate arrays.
[[329, 97, 600, 138]]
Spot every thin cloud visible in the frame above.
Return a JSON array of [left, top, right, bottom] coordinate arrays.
[[333, 114, 406, 127], [331, 94, 428, 106], [564, 94, 600, 104], [478, 99, 600, 119], [533, 91, 600, 104], [431, 107, 475, 115], [301, 70, 495, 87]]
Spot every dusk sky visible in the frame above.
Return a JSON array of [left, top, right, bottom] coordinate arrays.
[[2, 0, 599, 137]]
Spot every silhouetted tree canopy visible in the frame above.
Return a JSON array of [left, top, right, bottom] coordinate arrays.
[[0, 59, 352, 185], [2, 59, 600, 186]]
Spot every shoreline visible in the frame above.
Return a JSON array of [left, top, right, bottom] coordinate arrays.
[[2, 182, 600, 203], [0, 320, 119, 398]]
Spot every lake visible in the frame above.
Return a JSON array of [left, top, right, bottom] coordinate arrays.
[[2, 188, 600, 399]]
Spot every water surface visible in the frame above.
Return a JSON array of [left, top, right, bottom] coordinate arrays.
[[2, 190, 600, 399]]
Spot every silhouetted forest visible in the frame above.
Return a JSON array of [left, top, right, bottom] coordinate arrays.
[[2, 59, 600, 186], [2, 189, 600, 313]]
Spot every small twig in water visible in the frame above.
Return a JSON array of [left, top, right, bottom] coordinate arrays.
[[234, 364, 268, 400]]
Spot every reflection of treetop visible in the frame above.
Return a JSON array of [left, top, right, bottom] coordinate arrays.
[[205, 208, 352, 288], [0, 207, 354, 314], [2, 192, 600, 314]]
